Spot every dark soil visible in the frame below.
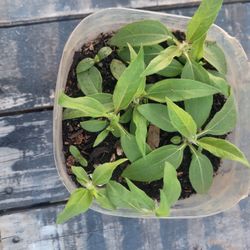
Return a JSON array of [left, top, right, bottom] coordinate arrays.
[[62, 31, 227, 201]]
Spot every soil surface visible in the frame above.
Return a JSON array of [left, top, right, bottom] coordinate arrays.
[[62, 32, 227, 201]]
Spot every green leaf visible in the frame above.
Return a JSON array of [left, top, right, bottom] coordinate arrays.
[[204, 41, 227, 74], [109, 20, 172, 47], [197, 137, 250, 167], [119, 107, 133, 124], [203, 92, 237, 135], [92, 158, 127, 186], [142, 45, 182, 76], [106, 181, 133, 209], [121, 133, 143, 162], [137, 103, 176, 132], [77, 66, 102, 95], [93, 129, 109, 147], [96, 46, 112, 61], [113, 47, 145, 111], [182, 59, 213, 128], [80, 119, 108, 132], [189, 33, 206, 60], [71, 166, 90, 186], [88, 93, 114, 112], [110, 59, 126, 80], [95, 189, 115, 210], [118, 44, 163, 65], [155, 190, 170, 217], [122, 145, 185, 181], [58, 93, 107, 117], [146, 79, 220, 102], [133, 108, 147, 156], [127, 43, 138, 62], [69, 145, 88, 167], [56, 188, 92, 224], [126, 178, 155, 210], [63, 108, 88, 120], [186, 0, 223, 42], [76, 58, 95, 73], [162, 162, 181, 206], [189, 149, 213, 194], [166, 98, 197, 141], [157, 59, 183, 77], [207, 71, 229, 97]]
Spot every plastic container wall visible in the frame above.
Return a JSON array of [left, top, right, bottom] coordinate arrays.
[[53, 8, 250, 218]]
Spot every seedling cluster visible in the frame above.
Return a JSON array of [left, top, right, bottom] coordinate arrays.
[[57, 0, 249, 223]]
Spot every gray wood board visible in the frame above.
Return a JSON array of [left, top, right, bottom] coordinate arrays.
[[0, 110, 68, 211], [0, 0, 246, 25], [0, 3, 249, 114], [0, 199, 250, 250]]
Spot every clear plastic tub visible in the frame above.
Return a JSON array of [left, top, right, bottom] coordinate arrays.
[[53, 8, 250, 218]]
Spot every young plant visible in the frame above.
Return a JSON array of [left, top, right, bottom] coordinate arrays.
[[57, 0, 249, 223]]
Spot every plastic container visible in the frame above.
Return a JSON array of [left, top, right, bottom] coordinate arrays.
[[53, 8, 250, 218]]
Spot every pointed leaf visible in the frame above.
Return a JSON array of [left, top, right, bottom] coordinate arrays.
[[113, 47, 145, 111], [157, 59, 183, 77], [63, 109, 88, 120], [189, 149, 213, 194], [155, 190, 170, 217], [69, 145, 87, 167], [207, 71, 230, 97], [190, 33, 206, 60], [142, 45, 182, 76], [106, 181, 133, 208], [203, 92, 237, 135], [76, 58, 95, 73], [204, 41, 227, 74], [127, 43, 138, 62], [58, 93, 107, 117], [133, 108, 147, 156], [187, 0, 223, 42], [95, 189, 115, 210], [93, 129, 109, 147], [80, 119, 108, 132], [122, 145, 185, 181], [146, 79, 220, 102], [109, 20, 172, 47], [56, 188, 92, 224], [77, 66, 102, 95], [71, 166, 90, 186], [110, 59, 126, 80], [197, 137, 250, 167], [182, 59, 213, 128], [88, 93, 114, 112], [92, 158, 128, 185], [121, 133, 143, 162], [162, 162, 181, 206], [137, 103, 176, 132], [126, 178, 155, 210], [166, 98, 197, 140]]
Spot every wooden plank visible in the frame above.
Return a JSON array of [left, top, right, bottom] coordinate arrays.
[[0, 199, 250, 250], [0, 3, 249, 114], [0, 0, 247, 26], [0, 110, 68, 211]]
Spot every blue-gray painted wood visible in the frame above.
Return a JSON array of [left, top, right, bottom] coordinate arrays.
[[0, 199, 250, 249], [0, 110, 68, 210], [0, 3, 249, 114]]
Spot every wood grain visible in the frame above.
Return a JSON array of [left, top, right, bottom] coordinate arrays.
[[0, 3, 249, 114], [0, 110, 68, 211], [0, 199, 250, 250]]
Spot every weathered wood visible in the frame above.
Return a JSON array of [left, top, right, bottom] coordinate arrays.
[[0, 111, 68, 211], [0, 198, 250, 250], [0, 3, 249, 114]]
